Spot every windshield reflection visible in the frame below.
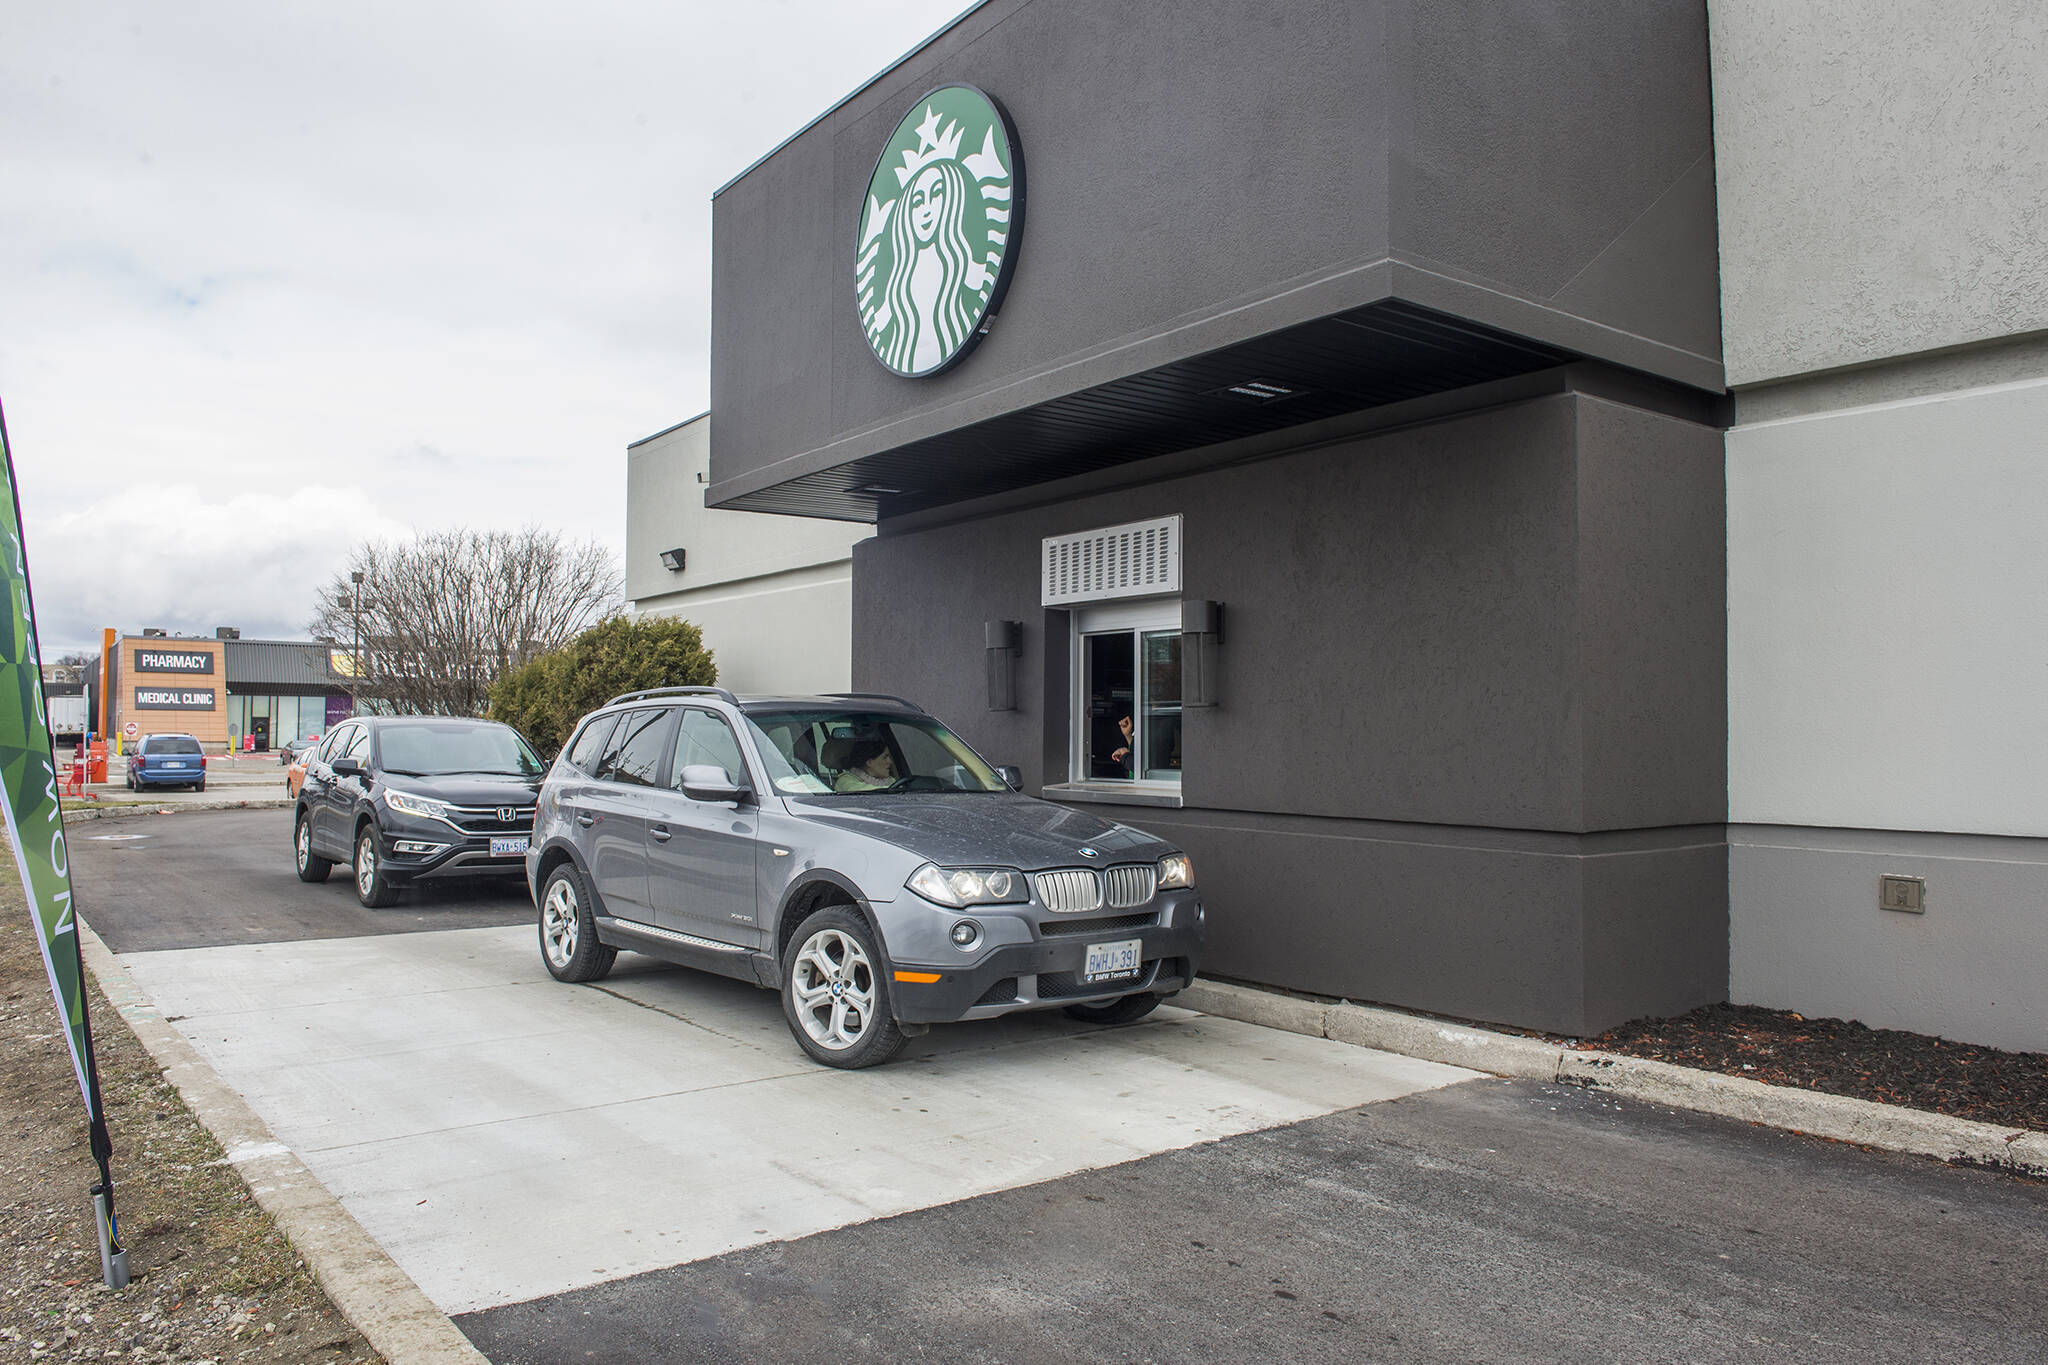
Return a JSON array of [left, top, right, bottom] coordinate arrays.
[[744, 711, 1003, 796]]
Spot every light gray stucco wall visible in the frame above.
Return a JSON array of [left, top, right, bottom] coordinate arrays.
[[1715, 1, 2048, 1049], [626, 415, 869, 694], [1709, 0, 2048, 387], [1724, 362, 2048, 1049], [1732, 827, 2048, 1054], [1728, 375, 2048, 837]]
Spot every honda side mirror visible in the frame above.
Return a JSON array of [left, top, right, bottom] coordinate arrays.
[[678, 763, 749, 805], [331, 757, 365, 778], [995, 765, 1023, 791]]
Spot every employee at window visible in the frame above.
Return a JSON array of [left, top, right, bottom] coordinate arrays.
[[1109, 715, 1134, 774]]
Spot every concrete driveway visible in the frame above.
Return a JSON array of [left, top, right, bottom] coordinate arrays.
[[78, 810, 1475, 1315], [72, 811, 2048, 1364]]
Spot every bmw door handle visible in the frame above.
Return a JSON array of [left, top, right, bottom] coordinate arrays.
[[649, 824, 672, 842]]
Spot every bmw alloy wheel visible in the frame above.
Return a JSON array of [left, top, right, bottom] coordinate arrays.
[[789, 927, 877, 1051], [541, 877, 580, 971]]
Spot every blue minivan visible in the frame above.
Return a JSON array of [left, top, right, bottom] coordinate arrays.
[[128, 733, 207, 791]]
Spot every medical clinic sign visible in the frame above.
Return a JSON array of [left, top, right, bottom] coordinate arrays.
[[133, 685, 216, 710]]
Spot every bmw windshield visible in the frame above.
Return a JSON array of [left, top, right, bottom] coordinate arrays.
[[744, 710, 1005, 795]]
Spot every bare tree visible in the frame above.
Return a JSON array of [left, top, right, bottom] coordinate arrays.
[[309, 528, 621, 716]]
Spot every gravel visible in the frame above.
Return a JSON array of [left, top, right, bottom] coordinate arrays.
[[0, 878, 383, 1365]]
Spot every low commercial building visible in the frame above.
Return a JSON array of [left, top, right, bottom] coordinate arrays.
[[102, 631, 354, 753]]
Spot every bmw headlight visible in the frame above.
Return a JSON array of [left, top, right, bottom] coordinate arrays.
[[383, 788, 452, 821], [907, 864, 1028, 907], [1157, 853, 1194, 889]]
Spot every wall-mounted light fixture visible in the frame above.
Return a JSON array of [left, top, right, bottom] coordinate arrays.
[[659, 548, 686, 572], [985, 619, 1022, 711], [1181, 599, 1223, 707]]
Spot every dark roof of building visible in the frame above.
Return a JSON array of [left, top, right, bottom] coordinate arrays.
[[224, 639, 342, 690]]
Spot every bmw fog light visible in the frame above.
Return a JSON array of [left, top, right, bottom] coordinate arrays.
[[950, 920, 982, 950]]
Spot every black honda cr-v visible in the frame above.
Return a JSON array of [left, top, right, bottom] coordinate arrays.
[[292, 715, 544, 907]]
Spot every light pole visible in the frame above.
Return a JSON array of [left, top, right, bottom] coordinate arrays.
[[349, 571, 364, 682], [339, 571, 370, 712]]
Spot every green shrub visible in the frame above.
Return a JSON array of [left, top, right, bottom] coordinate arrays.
[[489, 615, 716, 755]]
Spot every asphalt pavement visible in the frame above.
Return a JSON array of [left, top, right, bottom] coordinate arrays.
[[69, 808, 2048, 1365], [462, 1077, 2048, 1365], [69, 806, 531, 952]]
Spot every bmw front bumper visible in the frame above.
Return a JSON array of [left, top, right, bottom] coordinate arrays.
[[884, 896, 1204, 1024]]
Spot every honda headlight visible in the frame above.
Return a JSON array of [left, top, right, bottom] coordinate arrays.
[[383, 788, 452, 821], [1157, 853, 1194, 889], [907, 864, 1028, 908]]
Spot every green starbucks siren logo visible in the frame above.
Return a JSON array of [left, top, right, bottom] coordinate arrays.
[[856, 85, 1022, 378]]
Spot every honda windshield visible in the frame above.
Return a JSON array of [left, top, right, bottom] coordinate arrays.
[[375, 723, 543, 777]]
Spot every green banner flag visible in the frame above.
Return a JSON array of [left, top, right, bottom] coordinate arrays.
[[0, 409, 93, 1107], [0, 401, 122, 1284]]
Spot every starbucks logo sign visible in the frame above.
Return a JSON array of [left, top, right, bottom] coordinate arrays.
[[856, 85, 1022, 378]]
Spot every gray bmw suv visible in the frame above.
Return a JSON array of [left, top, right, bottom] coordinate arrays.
[[527, 688, 1204, 1067]]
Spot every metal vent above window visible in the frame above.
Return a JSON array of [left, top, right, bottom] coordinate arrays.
[[1041, 515, 1181, 606]]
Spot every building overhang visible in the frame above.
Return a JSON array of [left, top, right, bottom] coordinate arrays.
[[711, 295, 1571, 522]]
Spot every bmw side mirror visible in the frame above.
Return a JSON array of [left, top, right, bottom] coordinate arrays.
[[995, 765, 1023, 791], [678, 763, 749, 805]]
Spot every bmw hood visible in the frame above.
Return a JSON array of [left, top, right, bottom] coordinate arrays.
[[786, 793, 1175, 870]]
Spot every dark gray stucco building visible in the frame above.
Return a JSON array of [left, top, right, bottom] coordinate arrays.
[[708, 0, 1727, 1036]]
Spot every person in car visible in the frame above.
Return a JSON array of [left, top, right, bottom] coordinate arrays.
[[833, 739, 899, 792]]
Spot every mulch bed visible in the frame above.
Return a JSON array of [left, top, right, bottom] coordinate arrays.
[[1592, 1002, 2048, 1134]]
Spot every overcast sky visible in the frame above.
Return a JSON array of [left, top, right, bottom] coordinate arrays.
[[0, 0, 967, 658]]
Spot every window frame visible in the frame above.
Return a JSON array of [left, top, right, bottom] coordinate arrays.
[[1061, 596, 1184, 805], [594, 708, 677, 788], [563, 713, 619, 775], [669, 706, 753, 794]]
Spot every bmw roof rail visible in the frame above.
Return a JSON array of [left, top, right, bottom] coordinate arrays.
[[605, 685, 739, 707], [826, 692, 927, 711]]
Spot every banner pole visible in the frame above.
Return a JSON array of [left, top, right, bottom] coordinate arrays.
[[0, 399, 125, 1288]]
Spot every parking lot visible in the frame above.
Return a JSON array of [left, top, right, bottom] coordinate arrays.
[[73, 809, 2048, 1364]]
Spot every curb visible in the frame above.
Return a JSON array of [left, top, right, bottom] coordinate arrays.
[[1178, 980, 2048, 1180], [64, 798, 293, 822], [77, 919, 490, 1364]]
